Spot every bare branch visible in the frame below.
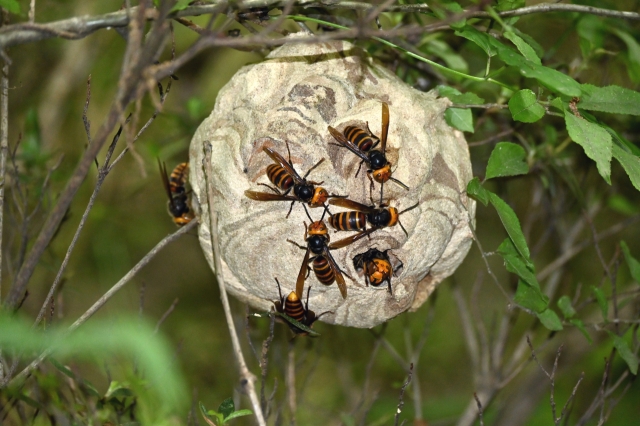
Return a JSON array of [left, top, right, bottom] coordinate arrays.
[[287, 341, 297, 425], [202, 142, 266, 426], [154, 298, 179, 333], [3, 220, 197, 388], [394, 363, 413, 426], [3, 3, 171, 310], [0, 1, 638, 48], [473, 393, 484, 426], [0, 50, 8, 302], [260, 313, 275, 417]]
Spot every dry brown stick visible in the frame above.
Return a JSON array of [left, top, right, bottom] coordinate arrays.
[[538, 215, 640, 281], [2, 220, 197, 389], [287, 341, 297, 425], [0, 50, 8, 302], [3, 2, 171, 310], [394, 363, 413, 426], [202, 142, 266, 426], [259, 313, 275, 417], [154, 298, 179, 333], [1, 0, 639, 48], [473, 393, 484, 426]]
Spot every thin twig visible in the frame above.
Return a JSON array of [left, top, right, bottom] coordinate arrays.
[[538, 215, 640, 281], [4, 3, 171, 310], [287, 340, 297, 426], [393, 363, 413, 426], [560, 372, 584, 424], [28, 0, 36, 23], [154, 298, 179, 333], [202, 142, 266, 426], [550, 345, 563, 425], [33, 114, 132, 326], [0, 1, 638, 47], [0, 50, 8, 303], [473, 393, 484, 426], [3, 220, 197, 388], [260, 313, 275, 417]]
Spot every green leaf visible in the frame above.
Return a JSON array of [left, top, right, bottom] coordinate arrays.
[[275, 312, 321, 337], [549, 97, 565, 113], [425, 40, 469, 74], [620, 241, 640, 283], [608, 332, 639, 375], [488, 193, 531, 262], [577, 15, 606, 55], [612, 144, 640, 192], [514, 280, 549, 313], [579, 84, 640, 116], [466, 177, 489, 206], [200, 402, 221, 426], [510, 28, 544, 59], [171, 0, 191, 12], [497, 48, 581, 97], [536, 309, 563, 331], [591, 286, 608, 319], [454, 26, 498, 57], [445, 107, 474, 133], [610, 28, 640, 83], [557, 296, 576, 318], [508, 89, 545, 123], [486, 142, 529, 179], [455, 26, 581, 96], [219, 398, 235, 419], [504, 31, 541, 65], [0, 0, 20, 14], [565, 113, 612, 184], [224, 410, 254, 422], [0, 315, 188, 417], [569, 319, 592, 344], [438, 86, 484, 108], [49, 358, 101, 397], [608, 194, 639, 216], [496, 0, 525, 11], [497, 238, 538, 288]]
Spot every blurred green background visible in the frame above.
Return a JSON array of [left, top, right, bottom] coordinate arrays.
[[3, 0, 640, 425]]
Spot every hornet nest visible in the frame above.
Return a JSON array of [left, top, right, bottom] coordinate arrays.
[[189, 35, 475, 328]]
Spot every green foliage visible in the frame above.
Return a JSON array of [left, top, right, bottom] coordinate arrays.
[[579, 84, 640, 116], [200, 399, 253, 425], [455, 25, 582, 96], [496, 0, 525, 12], [591, 286, 609, 320], [508, 89, 545, 123], [437, 86, 484, 133], [0, 314, 188, 423], [536, 309, 563, 331], [0, 0, 20, 14], [485, 142, 529, 179], [608, 331, 639, 375], [564, 112, 612, 184], [620, 241, 640, 283]]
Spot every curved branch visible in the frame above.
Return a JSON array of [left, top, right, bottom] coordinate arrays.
[[1, 1, 638, 48]]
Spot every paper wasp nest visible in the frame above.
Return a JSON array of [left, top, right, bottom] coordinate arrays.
[[189, 35, 475, 328]]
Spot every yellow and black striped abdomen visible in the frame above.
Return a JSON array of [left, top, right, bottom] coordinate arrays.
[[344, 126, 376, 152], [284, 292, 305, 322], [329, 211, 367, 231], [169, 162, 189, 193], [266, 164, 294, 191], [312, 256, 335, 285]]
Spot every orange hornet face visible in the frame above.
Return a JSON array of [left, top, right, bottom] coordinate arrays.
[[371, 164, 392, 184], [370, 258, 392, 285], [309, 188, 329, 207], [307, 220, 329, 237]]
